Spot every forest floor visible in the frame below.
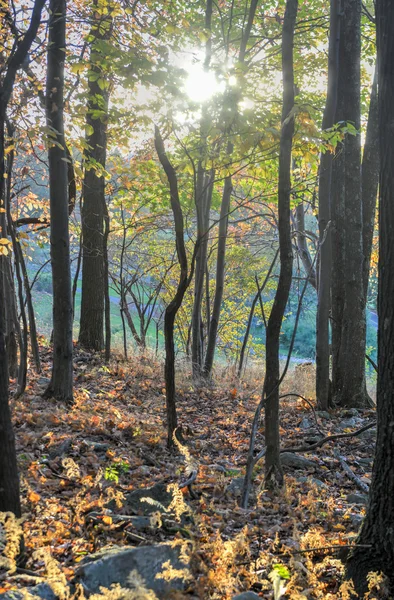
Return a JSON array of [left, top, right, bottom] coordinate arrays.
[[2, 343, 379, 599]]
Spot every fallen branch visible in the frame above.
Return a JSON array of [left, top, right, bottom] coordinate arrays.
[[180, 469, 198, 499], [334, 450, 370, 493], [280, 420, 376, 454]]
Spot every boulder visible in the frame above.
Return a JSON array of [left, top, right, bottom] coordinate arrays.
[[0, 583, 58, 600], [281, 453, 316, 469], [75, 543, 191, 596], [123, 483, 175, 516], [346, 493, 368, 505], [233, 593, 261, 600]]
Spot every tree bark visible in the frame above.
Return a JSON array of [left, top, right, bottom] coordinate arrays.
[[362, 68, 379, 300], [264, 0, 298, 489], [79, 1, 112, 351], [331, 0, 370, 407], [346, 1, 394, 591], [155, 126, 195, 447], [44, 0, 73, 403], [316, 0, 340, 410], [203, 172, 232, 377]]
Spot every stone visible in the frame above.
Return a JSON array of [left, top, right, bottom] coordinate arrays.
[[297, 476, 327, 489], [340, 408, 360, 417], [338, 418, 361, 430], [83, 440, 110, 453], [316, 411, 331, 420], [75, 543, 191, 595], [48, 438, 73, 459], [300, 417, 312, 430], [281, 453, 316, 469], [123, 482, 175, 516], [359, 427, 376, 441], [0, 583, 58, 600], [349, 513, 363, 527], [346, 493, 368, 505], [226, 477, 244, 498], [233, 593, 261, 600]]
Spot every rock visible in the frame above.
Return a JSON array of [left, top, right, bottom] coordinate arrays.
[[123, 482, 175, 516], [338, 418, 361, 430], [349, 513, 363, 527], [346, 493, 368, 505], [37, 377, 50, 388], [297, 476, 327, 489], [300, 417, 312, 430], [316, 411, 332, 420], [357, 457, 373, 466], [227, 477, 244, 498], [340, 408, 360, 417], [83, 440, 110, 453], [75, 543, 191, 595], [281, 453, 316, 469], [0, 583, 58, 600], [359, 427, 376, 441], [233, 593, 261, 600], [48, 438, 73, 459]]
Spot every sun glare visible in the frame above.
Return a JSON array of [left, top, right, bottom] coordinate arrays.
[[183, 64, 225, 102]]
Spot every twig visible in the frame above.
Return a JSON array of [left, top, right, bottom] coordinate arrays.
[[334, 450, 370, 493], [279, 544, 372, 555], [280, 421, 376, 454], [124, 531, 147, 543], [180, 469, 198, 498]]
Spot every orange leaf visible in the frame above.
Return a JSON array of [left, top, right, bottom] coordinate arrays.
[[28, 491, 41, 504]]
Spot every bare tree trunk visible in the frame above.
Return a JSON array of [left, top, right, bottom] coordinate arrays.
[[79, 0, 112, 351], [264, 0, 298, 489], [294, 203, 317, 289], [203, 174, 232, 377], [331, 0, 370, 407], [103, 199, 111, 361], [362, 68, 379, 300], [346, 3, 394, 591], [155, 126, 195, 447], [316, 0, 340, 409], [0, 0, 46, 517], [44, 0, 73, 403]]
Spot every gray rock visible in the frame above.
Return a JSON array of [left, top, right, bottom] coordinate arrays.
[[349, 513, 363, 527], [75, 543, 191, 595], [300, 417, 312, 430], [233, 593, 261, 600], [48, 438, 73, 459], [359, 427, 376, 441], [346, 493, 368, 505], [83, 440, 110, 453], [297, 476, 327, 489], [227, 477, 244, 497], [357, 457, 373, 466], [281, 453, 316, 469], [0, 583, 58, 600], [338, 418, 360, 429], [340, 408, 360, 417], [123, 482, 174, 516], [316, 411, 332, 420]]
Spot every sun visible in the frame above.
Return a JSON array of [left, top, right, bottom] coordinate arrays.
[[183, 64, 225, 103]]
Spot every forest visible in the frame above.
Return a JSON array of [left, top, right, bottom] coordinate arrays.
[[1, 0, 394, 597]]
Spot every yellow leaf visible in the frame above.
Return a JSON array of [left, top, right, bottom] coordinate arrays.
[[102, 515, 112, 525], [28, 491, 41, 504]]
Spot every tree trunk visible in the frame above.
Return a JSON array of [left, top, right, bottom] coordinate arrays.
[[79, 1, 112, 351], [331, 0, 370, 407], [294, 203, 317, 289], [44, 0, 73, 403], [316, 0, 340, 409], [203, 173, 232, 377], [362, 68, 379, 300], [0, 266, 21, 517], [264, 0, 298, 489], [346, 2, 394, 591], [155, 126, 195, 447]]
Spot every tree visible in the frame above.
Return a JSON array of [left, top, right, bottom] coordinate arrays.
[[79, 0, 113, 351], [0, 0, 47, 517], [346, 0, 394, 592], [330, 0, 371, 407], [315, 0, 340, 410], [263, 0, 298, 488], [44, 0, 73, 403]]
